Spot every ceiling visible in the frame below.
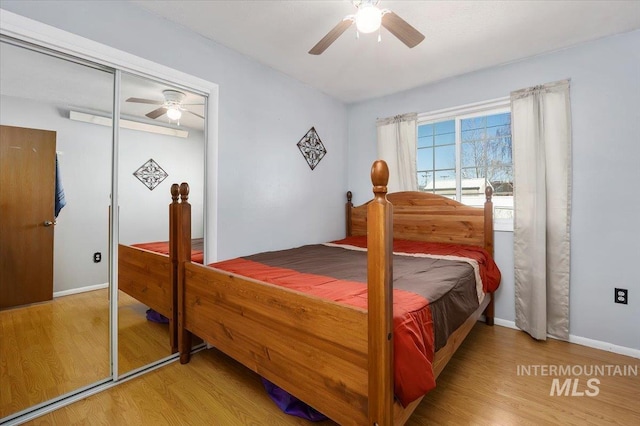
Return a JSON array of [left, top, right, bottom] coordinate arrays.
[[132, 0, 640, 103]]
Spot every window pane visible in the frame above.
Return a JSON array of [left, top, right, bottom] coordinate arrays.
[[462, 128, 485, 142], [461, 116, 485, 131], [417, 171, 433, 192], [417, 124, 433, 147], [418, 124, 433, 138], [434, 169, 456, 197], [417, 135, 432, 148], [487, 136, 512, 164], [417, 148, 433, 171], [487, 112, 511, 127], [434, 132, 455, 146], [489, 166, 513, 192], [461, 141, 484, 168], [434, 145, 455, 169], [486, 123, 511, 138], [461, 166, 484, 180], [460, 176, 489, 207], [434, 120, 454, 135], [416, 109, 512, 212]]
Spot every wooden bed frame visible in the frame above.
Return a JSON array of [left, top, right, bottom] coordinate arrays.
[[173, 160, 496, 425], [117, 187, 184, 354]]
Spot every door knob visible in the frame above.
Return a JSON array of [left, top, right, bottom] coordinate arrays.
[[43, 220, 55, 227]]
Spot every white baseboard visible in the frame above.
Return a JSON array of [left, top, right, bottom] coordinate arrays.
[[53, 282, 109, 298], [491, 318, 640, 359]]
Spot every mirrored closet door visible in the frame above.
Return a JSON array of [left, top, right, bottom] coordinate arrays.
[[117, 72, 206, 375], [0, 17, 211, 422], [0, 40, 114, 419]]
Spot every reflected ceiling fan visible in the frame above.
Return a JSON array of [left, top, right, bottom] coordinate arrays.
[[126, 89, 204, 122], [309, 0, 425, 55]]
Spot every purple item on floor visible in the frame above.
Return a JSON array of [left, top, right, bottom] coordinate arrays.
[[146, 308, 169, 324], [261, 378, 328, 422]]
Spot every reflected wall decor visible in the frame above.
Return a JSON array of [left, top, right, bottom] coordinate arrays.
[[133, 158, 168, 190], [297, 127, 326, 170]]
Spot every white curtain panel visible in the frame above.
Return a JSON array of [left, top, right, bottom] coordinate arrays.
[[511, 80, 572, 341], [376, 113, 418, 192]]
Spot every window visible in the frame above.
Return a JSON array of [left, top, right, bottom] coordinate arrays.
[[417, 99, 513, 226]]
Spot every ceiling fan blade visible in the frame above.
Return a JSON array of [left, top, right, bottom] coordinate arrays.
[[381, 11, 425, 48], [183, 110, 205, 120], [126, 97, 163, 105], [146, 107, 167, 119], [309, 19, 354, 55]]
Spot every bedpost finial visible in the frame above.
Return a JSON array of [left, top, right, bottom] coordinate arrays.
[[179, 182, 190, 202], [171, 183, 179, 202], [371, 160, 389, 195], [347, 191, 352, 203], [485, 186, 493, 202]]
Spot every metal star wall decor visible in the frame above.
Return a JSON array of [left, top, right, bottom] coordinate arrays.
[[133, 158, 168, 191], [297, 127, 327, 170]]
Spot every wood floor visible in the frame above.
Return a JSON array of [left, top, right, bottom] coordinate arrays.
[[21, 323, 639, 425], [0, 290, 110, 418], [1, 289, 173, 420]]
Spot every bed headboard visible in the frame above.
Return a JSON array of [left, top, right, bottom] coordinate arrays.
[[346, 184, 494, 255]]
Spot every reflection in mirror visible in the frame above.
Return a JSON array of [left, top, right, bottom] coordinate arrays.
[[117, 72, 205, 375], [0, 40, 113, 419]]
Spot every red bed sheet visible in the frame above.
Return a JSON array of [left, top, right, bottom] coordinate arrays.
[[131, 240, 204, 264]]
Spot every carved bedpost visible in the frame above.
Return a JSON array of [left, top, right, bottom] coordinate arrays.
[[346, 191, 353, 237], [168, 184, 180, 353], [484, 187, 494, 256], [483, 186, 495, 326], [176, 182, 193, 363], [367, 161, 394, 426]]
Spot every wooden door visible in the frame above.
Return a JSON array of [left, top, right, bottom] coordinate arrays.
[[0, 125, 56, 309]]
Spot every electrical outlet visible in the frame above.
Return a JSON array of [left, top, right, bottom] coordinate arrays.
[[93, 252, 102, 263], [614, 288, 628, 305]]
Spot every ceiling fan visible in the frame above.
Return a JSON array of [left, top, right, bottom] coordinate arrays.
[[126, 89, 204, 122], [309, 0, 425, 55]]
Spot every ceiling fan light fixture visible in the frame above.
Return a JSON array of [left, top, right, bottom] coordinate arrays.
[[355, 5, 382, 34], [166, 106, 182, 121]]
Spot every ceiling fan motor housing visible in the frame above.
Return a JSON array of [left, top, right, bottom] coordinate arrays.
[[162, 89, 186, 105]]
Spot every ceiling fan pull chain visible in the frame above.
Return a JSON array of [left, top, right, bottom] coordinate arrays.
[[378, 28, 382, 43]]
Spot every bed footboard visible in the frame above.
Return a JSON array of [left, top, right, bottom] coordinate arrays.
[[182, 262, 370, 425], [118, 244, 176, 352]]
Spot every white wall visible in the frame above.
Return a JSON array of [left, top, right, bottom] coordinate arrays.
[[0, 0, 349, 262], [1, 95, 206, 292], [347, 31, 640, 351]]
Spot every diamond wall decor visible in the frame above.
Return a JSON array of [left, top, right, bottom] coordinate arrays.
[[297, 127, 327, 170], [133, 158, 168, 191]]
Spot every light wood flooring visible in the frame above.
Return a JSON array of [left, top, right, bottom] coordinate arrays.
[[0, 290, 110, 418], [21, 323, 639, 425], [1, 289, 173, 420]]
